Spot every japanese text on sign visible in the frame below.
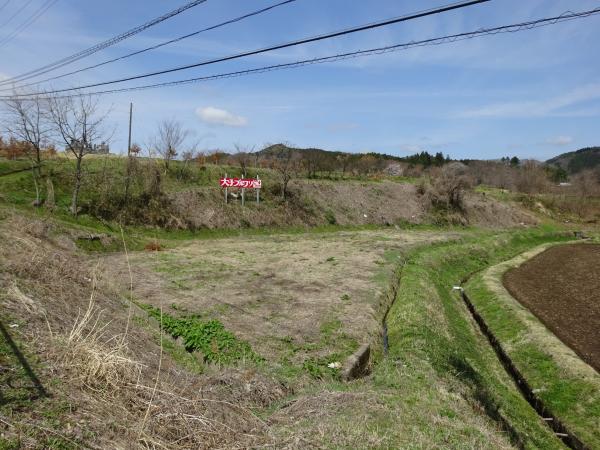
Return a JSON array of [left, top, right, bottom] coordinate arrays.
[[219, 177, 261, 189]]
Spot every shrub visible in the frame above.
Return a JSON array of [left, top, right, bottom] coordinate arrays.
[[428, 163, 473, 211], [325, 209, 337, 225]]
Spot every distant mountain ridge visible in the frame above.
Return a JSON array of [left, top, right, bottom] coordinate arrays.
[[546, 147, 600, 174]]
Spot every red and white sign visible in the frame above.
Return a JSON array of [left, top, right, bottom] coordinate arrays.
[[220, 177, 261, 189]]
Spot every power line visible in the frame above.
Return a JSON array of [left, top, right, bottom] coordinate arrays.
[[0, 0, 209, 86], [0, 0, 36, 29], [0, 0, 59, 49], [2, 0, 492, 96], [7, 6, 598, 101], [0, 0, 12, 15], [4, 0, 298, 91]]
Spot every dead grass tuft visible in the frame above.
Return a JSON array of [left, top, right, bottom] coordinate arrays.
[[144, 240, 162, 251], [133, 383, 271, 449], [58, 288, 142, 391]]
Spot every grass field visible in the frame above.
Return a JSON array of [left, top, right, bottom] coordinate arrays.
[[103, 228, 462, 381]]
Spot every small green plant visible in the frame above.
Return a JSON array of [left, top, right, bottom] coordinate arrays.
[[325, 209, 337, 225], [341, 294, 350, 302], [325, 256, 335, 262], [141, 305, 262, 364], [302, 355, 343, 379]]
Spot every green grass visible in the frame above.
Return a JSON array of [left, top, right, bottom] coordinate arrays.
[[0, 159, 33, 176], [367, 229, 572, 448], [140, 304, 262, 365], [132, 315, 204, 374]]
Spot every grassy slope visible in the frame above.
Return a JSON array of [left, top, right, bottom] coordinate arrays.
[[379, 229, 572, 448], [476, 185, 600, 225], [0, 316, 84, 449], [0, 155, 424, 232], [465, 244, 600, 448]]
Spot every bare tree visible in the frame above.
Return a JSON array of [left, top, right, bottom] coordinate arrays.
[[209, 149, 228, 165], [232, 143, 255, 177], [337, 153, 353, 178], [573, 168, 600, 198], [154, 119, 189, 172], [46, 93, 109, 216], [2, 92, 50, 165], [177, 146, 198, 181], [429, 162, 473, 210], [2, 92, 51, 204], [271, 144, 299, 200], [515, 160, 550, 194]]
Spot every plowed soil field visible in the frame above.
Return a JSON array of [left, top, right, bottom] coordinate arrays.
[[503, 244, 600, 371]]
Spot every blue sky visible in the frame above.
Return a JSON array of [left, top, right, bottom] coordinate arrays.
[[1, 0, 599, 160]]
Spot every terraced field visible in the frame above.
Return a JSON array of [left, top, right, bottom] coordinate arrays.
[[503, 243, 600, 371]]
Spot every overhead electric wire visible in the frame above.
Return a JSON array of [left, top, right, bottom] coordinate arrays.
[[0, 0, 59, 49], [7, 6, 599, 102], [3, 0, 298, 91], [1, 0, 492, 96], [0, 0, 209, 86], [0, 0, 36, 29], [0, 0, 11, 15]]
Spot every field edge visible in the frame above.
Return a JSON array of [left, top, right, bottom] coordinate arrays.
[[464, 242, 600, 448]]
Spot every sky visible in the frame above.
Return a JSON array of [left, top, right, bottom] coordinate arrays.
[[0, 0, 599, 160]]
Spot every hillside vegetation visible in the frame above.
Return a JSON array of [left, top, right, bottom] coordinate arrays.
[[546, 146, 600, 174], [0, 155, 538, 232]]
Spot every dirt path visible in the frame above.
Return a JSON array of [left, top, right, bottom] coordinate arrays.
[[503, 244, 600, 371]]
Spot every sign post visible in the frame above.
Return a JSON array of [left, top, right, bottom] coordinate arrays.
[[241, 172, 245, 207], [256, 175, 260, 204]]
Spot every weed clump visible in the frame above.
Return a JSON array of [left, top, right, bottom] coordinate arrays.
[[142, 305, 262, 364]]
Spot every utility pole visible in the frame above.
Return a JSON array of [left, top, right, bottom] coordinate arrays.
[[124, 102, 133, 203], [127, 102, 133, 157]]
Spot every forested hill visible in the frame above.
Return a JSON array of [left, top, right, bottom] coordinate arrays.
[[259, 143, 451, 168], [546, 147, 600, 174]]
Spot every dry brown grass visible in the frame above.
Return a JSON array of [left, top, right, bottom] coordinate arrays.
[[144, 240, 162, 252], [0, 213, 283, 448], [57, 289, 143, 391]]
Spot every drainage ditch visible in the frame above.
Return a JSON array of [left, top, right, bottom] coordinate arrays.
[[460, 289, 588, 450]]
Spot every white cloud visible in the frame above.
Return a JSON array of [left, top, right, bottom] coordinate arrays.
[[458, 83, 600, 118], [545, 136, 573, 146], [196, 106, 247, 127]]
